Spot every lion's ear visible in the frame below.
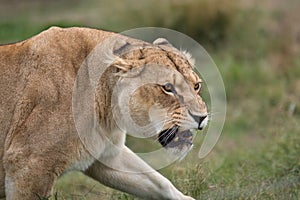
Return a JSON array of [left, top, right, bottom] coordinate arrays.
[[105, 38, 145, 77], [112, 58, 132, 72], [113, 58, 145, 78], [153, 38, 174, 47], [102, 38, 134, 73]]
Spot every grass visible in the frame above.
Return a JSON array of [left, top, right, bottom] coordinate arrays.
[[200, 116, 300, 199], [1, 0, 300, 199]]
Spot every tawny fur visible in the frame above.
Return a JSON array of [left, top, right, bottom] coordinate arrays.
[[0, 27, 206, 200]]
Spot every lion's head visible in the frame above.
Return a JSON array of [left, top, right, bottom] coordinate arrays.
[[96, 37, 208, 158]]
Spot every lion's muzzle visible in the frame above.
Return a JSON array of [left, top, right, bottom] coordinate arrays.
[[158, 126, 193, 148]]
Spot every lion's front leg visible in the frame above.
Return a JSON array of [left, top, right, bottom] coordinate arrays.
[[0, 164, 4, 198], [4, 153, 58, 200], [85, 146, 194, 200]]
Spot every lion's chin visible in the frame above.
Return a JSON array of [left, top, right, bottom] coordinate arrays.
[[166, 143, 194, 161]]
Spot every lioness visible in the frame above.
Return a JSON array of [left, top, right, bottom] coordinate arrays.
[[0, 27, 208, 200]]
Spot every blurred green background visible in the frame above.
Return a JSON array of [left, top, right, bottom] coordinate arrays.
[[1, 0, 299, 199]]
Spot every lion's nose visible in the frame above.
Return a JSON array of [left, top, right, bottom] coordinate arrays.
[[188, 111, 208, 130], [197, 115, 207, 130]]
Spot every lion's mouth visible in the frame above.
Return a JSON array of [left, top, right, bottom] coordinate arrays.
[[158, 126, 193, 148]]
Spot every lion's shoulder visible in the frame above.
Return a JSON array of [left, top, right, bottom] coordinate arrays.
[[0, 27, 114, 135]]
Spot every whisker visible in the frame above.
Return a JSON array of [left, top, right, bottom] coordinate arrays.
[[208, 111, 221, 117], [154, 121, 176, 143], [155, 126, 177, 145], [164, 127, 177, 141], [155, 122, 174, 140], [150, 118, 174, 133], [181, 120, 196, 127], [137, 117, 173, 133]]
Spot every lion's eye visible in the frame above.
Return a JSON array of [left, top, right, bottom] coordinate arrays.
[[162, 83, 174, 93], [194, 82, 200, 91]]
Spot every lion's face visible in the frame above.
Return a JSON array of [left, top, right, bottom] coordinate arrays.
[[111, 38, 208, 157]]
